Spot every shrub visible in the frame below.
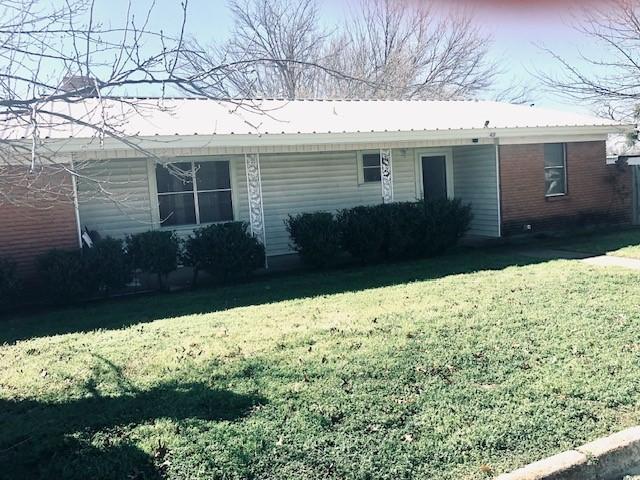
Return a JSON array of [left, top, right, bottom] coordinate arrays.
[[36, 249, 89, 304], [336, 199, 472, 264], [285, 212, 342, 268], [335, 206, 387, 264], [183, 222, 265, 287], [377, 202, 425, 260], [0, 257, 20, 308], [83, 237, 132, 296], [420, 198, 473, 256], [126, 230, 180, 289]]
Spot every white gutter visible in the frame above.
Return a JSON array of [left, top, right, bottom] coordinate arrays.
[[11, 123, 633, 154], [2, 124, 632, 166]]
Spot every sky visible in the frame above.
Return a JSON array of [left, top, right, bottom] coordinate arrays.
[[94, 0, 611, 115]]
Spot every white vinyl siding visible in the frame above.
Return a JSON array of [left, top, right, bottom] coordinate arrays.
[[77, 157, 251, 241], [76, 159, 153, 238], [75, 145, 499, 254], [452, 145, 500, 237], [259, 149, 416, 256], [232, 157, 251, 225], [392, 148, 417, 201]]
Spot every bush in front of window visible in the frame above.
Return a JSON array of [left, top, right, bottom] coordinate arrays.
[[126, 230, 180, 290], [336, 199, 472, 264], [285, 212, 342, 269], [33, 238, 131, 305], [36, 249, 91, 304], [0, 257, 21, 308], [83, 237, 132, 297], [183, 222, 264, 287]]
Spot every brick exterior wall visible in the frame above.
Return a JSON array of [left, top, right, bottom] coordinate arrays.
[[0, 171, 79, 278], [499, 141, 632, 236]]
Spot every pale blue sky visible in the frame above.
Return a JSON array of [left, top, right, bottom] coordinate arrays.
[[95, 0, 604, 114]]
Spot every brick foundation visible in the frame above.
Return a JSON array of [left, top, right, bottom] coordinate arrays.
[[499, 141, 632, 236]]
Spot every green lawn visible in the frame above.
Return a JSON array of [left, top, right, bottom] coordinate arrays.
[[551, 227, 640, 259], [2, 247, 640, 479]]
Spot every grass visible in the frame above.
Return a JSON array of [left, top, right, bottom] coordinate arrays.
[[3, 245, 640, 479], [549, 227, 640, 259]]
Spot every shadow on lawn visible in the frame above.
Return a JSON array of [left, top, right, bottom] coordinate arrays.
[[1, 247, 548, 344], [547, 227, 640, 255], [0, 381, 265, 479]]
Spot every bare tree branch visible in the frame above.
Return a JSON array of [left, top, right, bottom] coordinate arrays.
[[0, 0, 260, 206], [320, 0, 497, 100], [187, 0, 497, 101], [538, 0, 640, 122]]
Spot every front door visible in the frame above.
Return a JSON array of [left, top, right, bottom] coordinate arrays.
[[421, 155, 447, 200]]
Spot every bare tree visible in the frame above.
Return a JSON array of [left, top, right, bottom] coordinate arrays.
[[491, 77, 536, 105], [0, 0, 265, 206], [320, 0, 497, 100], [538, 0, 640, 122], [189, 0, 498, 101], [186, 0, 331, 99]]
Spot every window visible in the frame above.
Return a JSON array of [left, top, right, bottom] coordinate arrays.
[[361, 152, 381, 182], [156, 160, 233, 226], [544, 143, 567, 196]]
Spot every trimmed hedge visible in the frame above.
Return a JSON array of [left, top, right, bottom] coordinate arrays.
[[337, 199, 472, 263], [34, 237, 132, 304], [126, 230, 180, 290], [183, 222, 265, 287], [335, 205, 387, 264], [287, 199, 472, 266], [83, 237, 132, 296], [20, 199, 470, 306], [0, 257, 20, 308], [420, 198, 473, 255], [36, 249, 89, 304], [285, 212, 341, 268]]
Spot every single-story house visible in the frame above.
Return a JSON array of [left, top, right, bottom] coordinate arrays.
[[1, 98, 635, 277]]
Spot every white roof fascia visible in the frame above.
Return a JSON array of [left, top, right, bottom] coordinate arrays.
[[14, 124, 633, 159]]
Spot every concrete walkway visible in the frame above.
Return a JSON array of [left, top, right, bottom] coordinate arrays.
[[515, 248, 595, 260], [581, 255, 640, 270], [515, 247, 640, 271]]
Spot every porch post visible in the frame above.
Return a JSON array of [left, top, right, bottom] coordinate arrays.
[[380, 148, 394, 203], [244, 153, 267, 266]]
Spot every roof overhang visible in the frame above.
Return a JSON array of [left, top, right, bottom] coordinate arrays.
[[5, 123, 633, 161], [607, 154, 640, 165]]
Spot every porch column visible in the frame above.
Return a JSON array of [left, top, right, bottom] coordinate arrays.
[[244, 153, 267, 251], [380, 148, 394, 203]]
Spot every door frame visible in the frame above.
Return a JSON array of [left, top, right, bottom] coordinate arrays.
[[414, 147, 454, 200]]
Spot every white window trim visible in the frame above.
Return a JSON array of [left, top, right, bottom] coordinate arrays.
[[150, 156, 238, 229], [544, 143, 568, 198], [357, 150, 383, 185], [414, 147, 454, 200]]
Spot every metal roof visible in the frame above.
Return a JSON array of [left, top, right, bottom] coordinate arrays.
[[4, 98, 627, 141]]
